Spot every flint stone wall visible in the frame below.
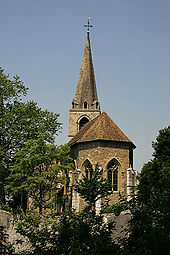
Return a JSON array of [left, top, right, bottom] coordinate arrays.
[[0, 209, 31, 253], [0, 209, 131, 252]]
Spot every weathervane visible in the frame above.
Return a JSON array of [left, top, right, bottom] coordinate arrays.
[[84, 17, 93, 33]]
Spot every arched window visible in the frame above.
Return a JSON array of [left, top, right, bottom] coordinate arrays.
[[83, 160, 92, 179], [107, 159, 119, 191], [84, 101, 87, 109], [79, 117, 89, 130]]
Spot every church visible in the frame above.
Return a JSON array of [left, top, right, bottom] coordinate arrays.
[[67, 22, 137, 212]]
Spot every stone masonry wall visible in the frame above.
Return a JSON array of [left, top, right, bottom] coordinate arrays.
[[0, 210, 31, 253], [0, 209, 131, 251], [68, 109, 100, 141], [71, 140, 130, 210]]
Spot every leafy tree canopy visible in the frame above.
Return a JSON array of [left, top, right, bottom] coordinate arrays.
[[7, 139, 73, 212], [0, 68, 61, 207], [124, 126, 170, 255]]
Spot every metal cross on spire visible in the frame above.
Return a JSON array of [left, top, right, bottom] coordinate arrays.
[[84, 17, 93, 33]]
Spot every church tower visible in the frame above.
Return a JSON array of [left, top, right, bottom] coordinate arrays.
[[68, 30, 101, 141], [68, 20, 137, 212]]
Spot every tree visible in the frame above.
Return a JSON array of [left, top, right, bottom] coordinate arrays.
[[15, 164, 120, 255], [0, 226, 14, 255], [0, 68, 27, 205], [16, 209, 120, 255], [124, 127, 170, 255], [55, 164, 120, 254], [7, 139, 73, 212], [55, 210, 120, 255], [0, 68, 61, 207], [75, 163, 112, 212]]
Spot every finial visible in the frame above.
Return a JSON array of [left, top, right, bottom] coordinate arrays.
[[84, 17, 93, 33]]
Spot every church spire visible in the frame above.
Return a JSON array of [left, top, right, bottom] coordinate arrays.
[[68, 19, 100, 141], [72, 22, 100, 111]]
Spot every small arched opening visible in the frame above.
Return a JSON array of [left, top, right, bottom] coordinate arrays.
[[79, 117, 89, 130]]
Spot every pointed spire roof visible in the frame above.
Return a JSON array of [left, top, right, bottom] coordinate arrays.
[[73, 33, 98, 108], [68, 112, 136, 148]]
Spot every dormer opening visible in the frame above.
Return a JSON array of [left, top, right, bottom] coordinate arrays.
[[96, 102, 98, 109], [79, 117, 89, 130], [72, 102, 74, 109], [84, 101, 87, 109]]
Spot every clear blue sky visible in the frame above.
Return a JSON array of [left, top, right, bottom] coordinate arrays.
[[1, 0, 170, 172]]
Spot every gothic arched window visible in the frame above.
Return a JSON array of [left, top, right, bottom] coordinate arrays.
[[83, 160, 92, 179], [107, 159, 119, 191], [79, 117, 89, 130]]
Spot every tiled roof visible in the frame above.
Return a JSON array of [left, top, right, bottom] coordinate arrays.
[[68, 112, 136, 148]]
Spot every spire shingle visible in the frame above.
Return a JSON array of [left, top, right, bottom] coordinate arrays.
[[73, 33, 99, 109]]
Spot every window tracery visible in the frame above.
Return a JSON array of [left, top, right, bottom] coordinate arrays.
[[107, 159, 119, 191]]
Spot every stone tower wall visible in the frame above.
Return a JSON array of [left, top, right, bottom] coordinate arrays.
[[68, 109, 100, 141]]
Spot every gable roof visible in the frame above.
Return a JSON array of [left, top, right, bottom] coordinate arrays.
[[68, 112, 136, 148]]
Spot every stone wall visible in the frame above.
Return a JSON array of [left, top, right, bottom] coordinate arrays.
[[71, 140, 131, 210], [104, 210, 131, 241], [0, 209, 130, 251], [0, 210, 31, 253], [68, 109, 100, 141]]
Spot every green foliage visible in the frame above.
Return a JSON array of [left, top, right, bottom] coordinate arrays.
[[16, 209, 120, 255], [15, 163, 120, 255], [55, 210, 120, 255], [0, 226, 14, 254], [123, 126, 170, 255], [152, 126, 170, 162], [0, 67, 27, 205], [7, 140, 73, 212], [101, 198, 127, 216], [0, 68, 61, 208], [16, 211, 54, 255], [75, 163, 112, 212]]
